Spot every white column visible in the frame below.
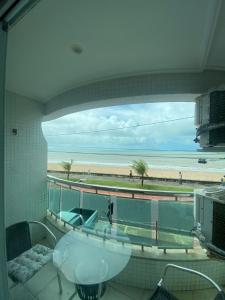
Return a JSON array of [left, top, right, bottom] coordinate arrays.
[[0, 21, 9, 300]]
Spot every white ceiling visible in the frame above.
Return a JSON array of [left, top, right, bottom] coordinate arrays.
[[5, 0, 225, 103]]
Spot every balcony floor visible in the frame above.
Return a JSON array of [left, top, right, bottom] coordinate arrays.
[[9, 261, 222, 300]]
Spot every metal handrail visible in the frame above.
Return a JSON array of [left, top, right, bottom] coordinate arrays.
[[158, 264, 222, 292], [28, 220, 57, 246]]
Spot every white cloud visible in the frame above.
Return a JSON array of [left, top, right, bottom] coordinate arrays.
[[42, 102, 196, 150]]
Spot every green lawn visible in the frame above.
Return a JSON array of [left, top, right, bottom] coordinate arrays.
[[51, 172, 193, 192], [73, 178, 193, 192]]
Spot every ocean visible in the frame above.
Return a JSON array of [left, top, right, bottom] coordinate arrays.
[[48, 150, 225, 173]]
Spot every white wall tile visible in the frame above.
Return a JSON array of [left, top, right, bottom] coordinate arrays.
[[5, 92, 47, 229]]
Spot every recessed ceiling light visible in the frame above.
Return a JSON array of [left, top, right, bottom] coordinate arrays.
[[71, 43, 83, 54]]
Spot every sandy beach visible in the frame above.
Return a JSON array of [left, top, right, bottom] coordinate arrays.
[[48, 163, 224, 182]]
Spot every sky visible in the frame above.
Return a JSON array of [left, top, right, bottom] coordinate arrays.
[[42, 102, 198, 152]]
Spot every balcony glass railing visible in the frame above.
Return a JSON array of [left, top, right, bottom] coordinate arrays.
[[158, 200, 194, 250], [47, 175, 194, 251]]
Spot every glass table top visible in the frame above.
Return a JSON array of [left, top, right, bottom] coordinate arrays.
[[53, 228, 131, 284]]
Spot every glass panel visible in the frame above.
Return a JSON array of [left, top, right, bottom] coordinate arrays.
[[48, 183, 61, 214], [56, 187, 81, 226], [158, 201, 194, 249], [80, 192, 107, 230], [83, 192, 108, 219], [116, 197, 153, 247], [61, 188, 80, 211]]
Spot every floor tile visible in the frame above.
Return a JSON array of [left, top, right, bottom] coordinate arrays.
[[10, 284, 36, 300], [108, 282, 145, 300], [37, 275, 75, 300], [21, 265, 224, 300], [101, 285, 131, 300], [25, 262, 58, 296], [140, 288, 154, 299], [173, 290, 193, 300], [192, 288, 218, 300]]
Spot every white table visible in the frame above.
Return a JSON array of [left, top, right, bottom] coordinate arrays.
[[53, 228, 131, 299]]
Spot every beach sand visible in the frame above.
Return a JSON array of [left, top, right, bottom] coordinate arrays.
[[48, 163, 224, 182]]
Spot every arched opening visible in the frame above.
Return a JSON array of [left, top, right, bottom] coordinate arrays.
[[42, 97, 225, 259]]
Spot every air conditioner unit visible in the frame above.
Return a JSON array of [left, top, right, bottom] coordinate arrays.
[[195, 90, 225, 150], [194, 186, 225, 255]]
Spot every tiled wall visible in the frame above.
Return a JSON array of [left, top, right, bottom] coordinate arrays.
[[5, 91, 47, 230], [46, 70, 225, 117], [114, 255, 225, 290]]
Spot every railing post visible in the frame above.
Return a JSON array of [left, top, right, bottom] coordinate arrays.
[[155, 220, 158, 242], [59, 185, 62, 214], [79, 191, 83, 209], [151, 200, 158, 243], [47, 181, 51, 211]]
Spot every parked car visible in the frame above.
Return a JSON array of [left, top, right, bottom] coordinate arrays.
[[198, 158, 207, 164]]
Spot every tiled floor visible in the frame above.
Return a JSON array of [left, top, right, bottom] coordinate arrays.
[[9, 262, 222, 300]]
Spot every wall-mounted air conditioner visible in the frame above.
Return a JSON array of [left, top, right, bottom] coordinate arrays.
[[194, 187, 225, 255], [195, 90, 225, 150]]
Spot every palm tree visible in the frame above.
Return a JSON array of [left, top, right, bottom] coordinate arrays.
[[61, 159, 73, 180], [131, 159, 149, 186]]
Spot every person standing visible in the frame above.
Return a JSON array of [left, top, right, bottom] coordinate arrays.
[[129, 170, 133, 181], [107, 198, 114, 225], [179, 171, 183, 185]]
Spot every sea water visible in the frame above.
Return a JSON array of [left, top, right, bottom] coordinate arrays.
[[48, 149, 225, 172]]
